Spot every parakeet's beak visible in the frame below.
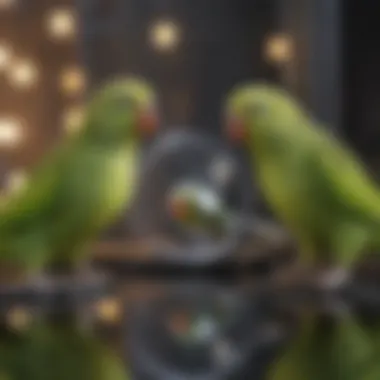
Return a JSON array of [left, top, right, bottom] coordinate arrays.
[[137, 104, 159, 137], [225, 113, 248, 144], [167, 196, 190, 222]]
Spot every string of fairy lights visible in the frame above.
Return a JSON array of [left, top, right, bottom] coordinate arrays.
[[0, 0, 297, 330], [0, 0, 87, 196], [0, 0, 293, 198]]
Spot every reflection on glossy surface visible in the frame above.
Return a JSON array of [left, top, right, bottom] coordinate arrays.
[[269, 312, 380, 380], [0, 318, 128, 380], [3, 277, 378, 379], [122, 278, 292, 380]]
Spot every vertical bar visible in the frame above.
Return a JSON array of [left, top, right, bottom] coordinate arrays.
[[309, 0, 342, 130], [277, 0, 342, 130]]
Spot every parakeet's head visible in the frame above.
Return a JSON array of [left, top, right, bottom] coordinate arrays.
[[84, 76, 159, 144], [224, 82, 305, 145], [166, 183, 223, 227]]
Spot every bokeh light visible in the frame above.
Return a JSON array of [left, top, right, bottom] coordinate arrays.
[[5, 169, 28, 195], [6, 307, 32, 332], [263, 33, 293, 64], [8, 59, 39, 89], [46, 7, 77, 41], [0, 117, 23, 147], [62, 106, 85, 134], [149, 20, 181, 52], [60, 66, 86, 96], [95, 297, 122, 324], [0, 43, 12, 71]]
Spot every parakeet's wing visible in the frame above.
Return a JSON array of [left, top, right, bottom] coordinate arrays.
[[0, 324, 129, 380], [269, 316, 376, 380], [0, 144, 70, 235], [308, 127, 380, 220]]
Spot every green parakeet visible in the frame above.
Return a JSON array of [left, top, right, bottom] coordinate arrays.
[[0, 322, 129, 380], [0, 77, 159, 282], [224, 82, 380, 288], [268, 313, 380, 380]]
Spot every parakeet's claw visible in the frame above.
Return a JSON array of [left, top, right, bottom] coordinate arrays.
[[316, 267, 352, 292]]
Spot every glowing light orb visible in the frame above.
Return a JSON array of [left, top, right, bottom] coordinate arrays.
[[96, 298, 121, 323], [62, 106, 85, 134], [6, 307, 32, 332], [8, 59, 38, 89], [264, 34, 293, 64], [149, 20, 181, 52], [60, 66, 86, 96], [46, 8, 77, 41], [0, 117, 23, 147], [5, 169, 28, 195]]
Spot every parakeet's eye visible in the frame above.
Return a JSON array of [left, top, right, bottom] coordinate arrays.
[[137, 104, 159, 136], [225, 112, 248, 144]]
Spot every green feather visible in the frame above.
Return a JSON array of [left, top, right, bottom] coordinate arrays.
[[0, 77, 156, 275], [226, 83, 380, 268]]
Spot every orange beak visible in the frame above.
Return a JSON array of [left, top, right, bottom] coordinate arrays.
[[138, 105, 159, 137], [168, 196, 190, 221], [225, 113, 248, 145]]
